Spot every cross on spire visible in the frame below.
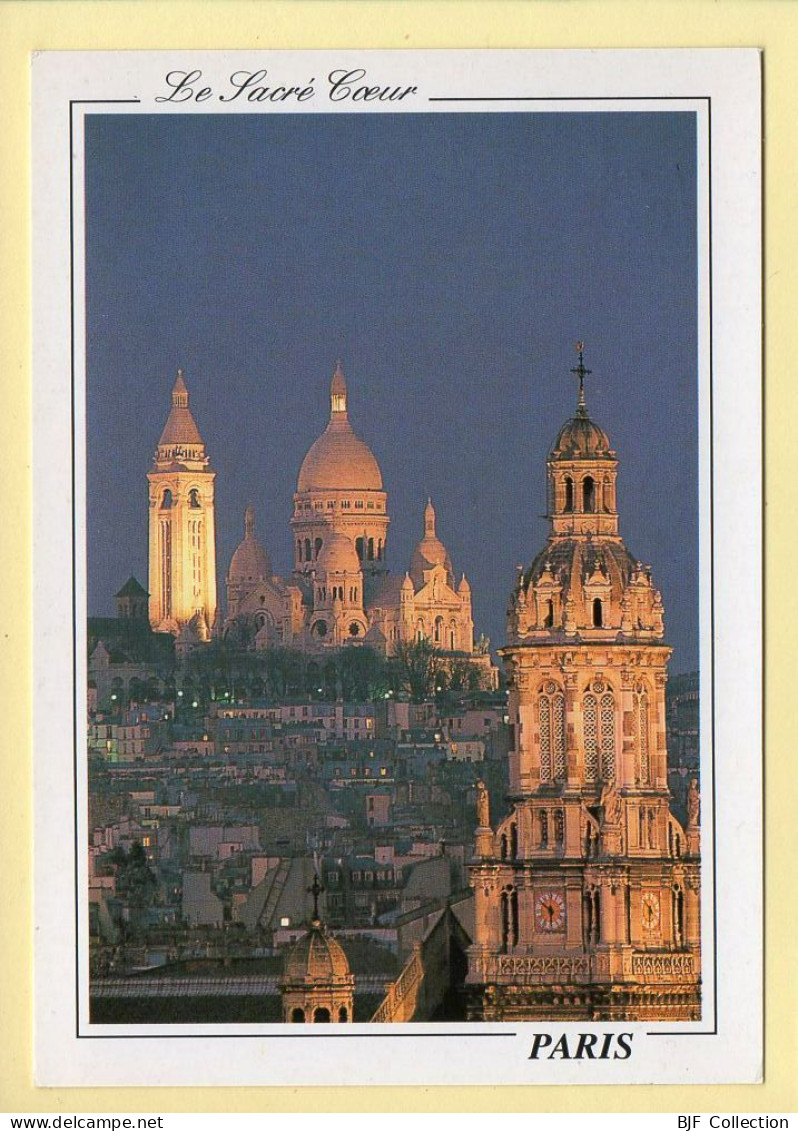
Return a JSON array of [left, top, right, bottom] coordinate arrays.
[[570, 340, 593, 415], [307, 873, 324, 922]]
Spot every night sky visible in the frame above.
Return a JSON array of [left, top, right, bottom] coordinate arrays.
[[85, 111, 698, 673]]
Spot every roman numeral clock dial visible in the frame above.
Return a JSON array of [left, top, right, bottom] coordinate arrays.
[[534, 890, 565, 931]]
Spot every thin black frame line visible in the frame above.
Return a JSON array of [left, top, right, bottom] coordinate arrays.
[[427, 95, 709, 103], [69, 95, 720, 1043], [70, 97, 142, 1039], [647, 96, 717, 1039], [79, 1031, 516, 1040]]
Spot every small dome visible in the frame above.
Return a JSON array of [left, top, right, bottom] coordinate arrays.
[[409, 499, 454, 586], [297, 366, 383, 491], [284, 923, 351, 983], [229, 507, 272, 583], [550, 412, 612, 461], [317, 532, 360, 574]]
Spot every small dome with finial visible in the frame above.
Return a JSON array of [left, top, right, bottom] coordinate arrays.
[[410, 498, 455, 587], [228, 506, 273, 583], [549, 342, 613, 461], [283, 924, 352, 983]]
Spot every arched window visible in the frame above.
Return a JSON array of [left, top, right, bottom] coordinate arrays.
[[314, 537, 323, 560], [538, 688, 566, 781], [434, 616, 443, 643], [297, 539, 303, 563], [416, 619, 425, 642], [377, 539, 383, 561], [313, 1007, 331, 1023], [338, 1006, 348, 1022], [355, 537, 364, 560], [510, 822, 518, 859], [583, 693, 599, 782], [672, 885, 685, 948], [313, 620, 328, 638], [500, 887, 518, 952], [635, 687, 650, 784], [290, 1007, 305, 1023], [564, 476, 574, 513], [368, 537, 375, 561], [543, 599, 554, 628], [449, 623, 457, 650], [500, 834, 508, 861], [600, 692, 616, 779], [583, 476, 595, 513], [160, 489, 173, 510], [304, 538, 312, 562], [592, 598, 603, 627], [189, 488, 201, 508]]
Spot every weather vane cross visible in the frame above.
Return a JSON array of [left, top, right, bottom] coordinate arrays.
[[570, 340, 593, 413], [307, 873, 324, 921]]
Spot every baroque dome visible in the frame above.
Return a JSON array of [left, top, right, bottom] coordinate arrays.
[[297, 364, 383, 492], [317, 531, 361, 575], [229, 507, 272, 583], [550, 411, 613, 461], [523, 538, 638, 594], [284, 922, 352, 983]]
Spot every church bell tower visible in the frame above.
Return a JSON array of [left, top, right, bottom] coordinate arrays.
[[466, 344, 701, 1021], [147, 370, 217, 636]]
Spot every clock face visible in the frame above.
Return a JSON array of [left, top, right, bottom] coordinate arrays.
[[642, 891, 661, 930], [535, 890, 566, 931]]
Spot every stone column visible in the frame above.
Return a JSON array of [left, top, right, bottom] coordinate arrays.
[[565, 881, 583, 950], [628, 881, 643, 947], [684, 872, 701, 947], [619, 670, 636, 788], [653, 671, 669, 788]]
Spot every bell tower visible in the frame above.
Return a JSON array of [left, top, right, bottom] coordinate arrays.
[[466, 343, 700, 1022], [147, 370, 217, 636]]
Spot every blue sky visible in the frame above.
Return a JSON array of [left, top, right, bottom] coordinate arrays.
[[85, 110, 698, 672]]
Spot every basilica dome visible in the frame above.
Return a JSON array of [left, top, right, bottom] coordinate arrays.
[[228, 506, 272, 582], [297, 364, 383, 492], [284, 922, 352, 983]]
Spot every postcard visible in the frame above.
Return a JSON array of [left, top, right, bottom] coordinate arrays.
[[32, 48, 762, 1087]]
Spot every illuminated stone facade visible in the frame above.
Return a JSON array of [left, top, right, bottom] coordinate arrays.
[[466, 352, 701, 1021], [147, 372, 217, 638]]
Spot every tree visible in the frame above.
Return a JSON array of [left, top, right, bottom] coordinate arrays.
[[390, 639, 448, 702]]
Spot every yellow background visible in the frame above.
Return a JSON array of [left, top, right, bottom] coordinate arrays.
[[2, 0, 793, 1114]]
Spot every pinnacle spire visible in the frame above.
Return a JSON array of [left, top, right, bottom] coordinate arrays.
[[424, 497, 436, 537], [244, 505, 255, 538], [570, 341, 593, 416], [172, 368, 189, 408], [330, 360, 348, 417]]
